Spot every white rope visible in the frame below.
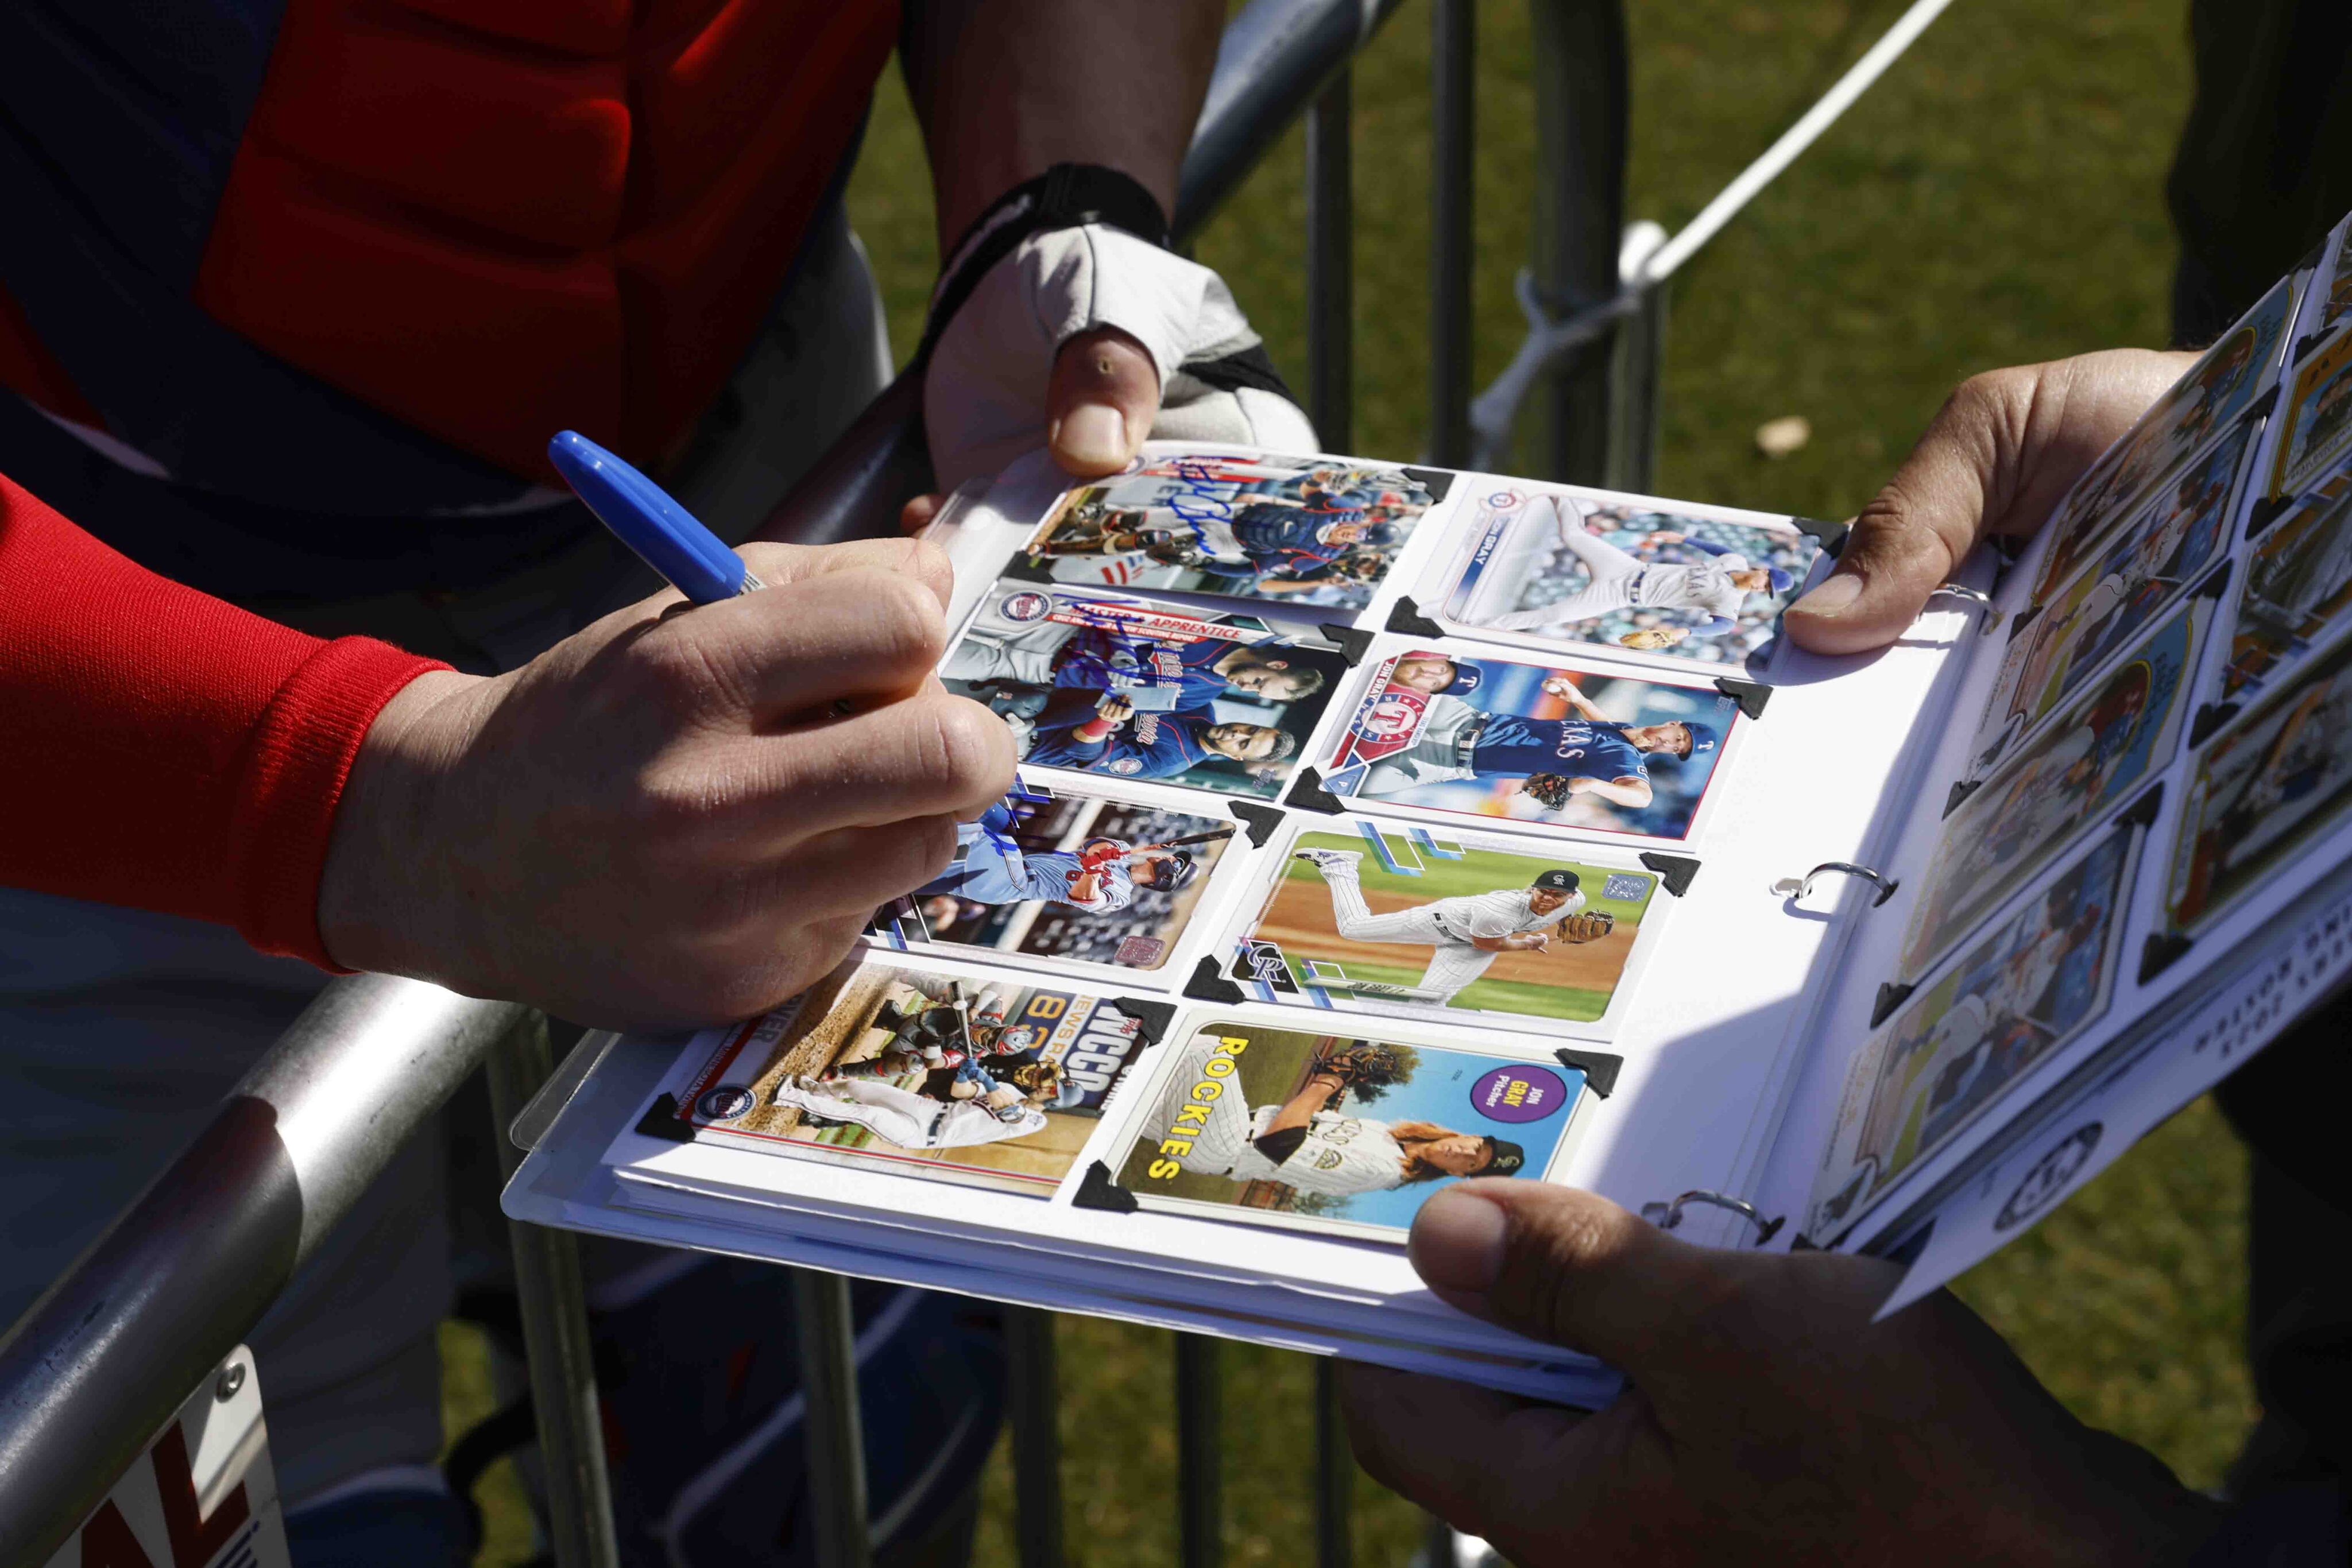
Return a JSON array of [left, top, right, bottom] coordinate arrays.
[[1641, 0, 1958, 284]]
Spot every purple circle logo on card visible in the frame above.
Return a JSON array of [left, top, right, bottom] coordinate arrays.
[[1000, 591, 1055, 623], [1471, 1065, 1571, 1125]]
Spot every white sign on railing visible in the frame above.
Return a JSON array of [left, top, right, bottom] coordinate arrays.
[[45, 1347, 290, 1568]]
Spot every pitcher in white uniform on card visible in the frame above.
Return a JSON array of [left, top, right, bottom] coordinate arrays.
[[1289, 853, 1596, 1004], [1472, 495, 1790, 648]]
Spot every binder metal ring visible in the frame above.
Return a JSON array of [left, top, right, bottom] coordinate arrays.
[[1929, 580, 2003, 633], [1658, 1189, 1784, 1244], [1771, 861, 1900, 907]]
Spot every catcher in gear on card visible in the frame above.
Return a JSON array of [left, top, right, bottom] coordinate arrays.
[[1289, 856, 1611, 1006], [1142, 1033, 1526, 1198]]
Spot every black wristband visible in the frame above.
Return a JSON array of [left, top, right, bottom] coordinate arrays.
[[916, 162, 1174, 369]]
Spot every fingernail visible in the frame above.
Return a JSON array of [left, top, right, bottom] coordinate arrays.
[[1792, 571, 1862, 617], [1053, 404, 1128, 468], [1409, 1188, 1508, 1294]]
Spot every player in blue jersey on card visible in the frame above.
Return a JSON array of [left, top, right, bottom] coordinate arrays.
[[1357, 657, 1716, 811], [915, 799, 1201, 912], [945, 610, 1324, 707], [1024, 690, 1295, 779]]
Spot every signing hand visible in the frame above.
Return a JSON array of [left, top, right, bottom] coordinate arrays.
[[1785, 350, 2194, 655], [319, 539, 1016, 1028], [1340, 1183, 2222, 1567]]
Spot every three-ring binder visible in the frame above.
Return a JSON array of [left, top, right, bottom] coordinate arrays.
[[1642, 1189, 1785, 1245], [1928, 580, 2003, 633], [1772, 861, 1900, 907]]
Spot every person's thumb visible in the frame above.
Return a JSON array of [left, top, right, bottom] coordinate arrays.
[[1409, 1181, 1745, 1395], [1048, 327, 1161, 478]]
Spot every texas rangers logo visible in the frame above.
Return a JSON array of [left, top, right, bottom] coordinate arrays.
[[1993, 1122, 2103, 1231], [1486, 488, 1526, 512], [1000, 590, 1056, 623], [1364, 691, 1427, 739]]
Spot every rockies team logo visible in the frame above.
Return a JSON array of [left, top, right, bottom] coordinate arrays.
[[1228, 939, 1301, 994], [1993, 1122, 2102, 1231], [695, 1085, 758, 1122], [999, 590, 1055, 623]]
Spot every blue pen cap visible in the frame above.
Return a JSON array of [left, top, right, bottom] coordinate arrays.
[[547, 429, 747, 602]]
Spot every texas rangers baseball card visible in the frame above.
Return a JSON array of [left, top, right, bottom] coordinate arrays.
[[868, 779, 1242, 978], [667, 958, 1158, 1198], [2270, 323, 2352, 502], [1105, 1021, 1591, 1242], [1004, 450, 1450, 611], [2037, 270, 2297, 588], [2217, 457, 2352, 700], [1313, 647, 1743, 841], [1217, 822, 1666, 1040], [942, 579, 1352, 799], [1902, 595, 2207, 981], [1425, 483, 1821, 673], [1973, 423, 2248, 779], [1807, 827, 2137, 1245], [2165, 623, 2352, 940]]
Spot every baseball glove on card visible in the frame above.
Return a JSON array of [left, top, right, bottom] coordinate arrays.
[[1555, 909, 1616, 944], [1519, 772, 1573, 808], [1316, 1043, 1410, 1102]]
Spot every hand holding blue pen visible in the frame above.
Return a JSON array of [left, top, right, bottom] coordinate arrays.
[[547, 429, 766, 603]]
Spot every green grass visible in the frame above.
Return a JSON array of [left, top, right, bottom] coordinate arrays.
[[450, 1, 2258, 1559]]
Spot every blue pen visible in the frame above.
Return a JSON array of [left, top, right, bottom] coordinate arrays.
[[547, 429, 764, 602]]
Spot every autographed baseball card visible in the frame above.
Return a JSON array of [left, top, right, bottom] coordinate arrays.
[[2167, 625, 2352, 939], [1975, 424, 2247, 779], [942, 579, 1349, 799], [871, 781, 1239, 975], [670, 959, 1155, 1197], [1902, 596, 2206, 981], [2219, 462, 2352, 699], [1430, 485, 1820, 672], [1223, 823, 1662, 1039], [1808, 828, 2136, 1244], [1007, 451, 1449, 610], [2038, 270, 2296, 589], [1108, 1023, 1589, 1241], [1316, 648, 1741, 841]]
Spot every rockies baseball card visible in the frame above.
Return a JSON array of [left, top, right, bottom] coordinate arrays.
[[1807, 827, 2137, 1245], [1005, 450, 1450, 611], [1972, 423, 2249, 780], [2270, 320, 2352, 502], [1425, 483, 1821, 673], [941, 579, 1351, 799], [1107, 1022, 1589, 1241], [869, 780, 1240, 977], [668, 957, 1156, 1198], [2218, 456, 2352, 699], [2165, 623, 2352, 940], [1316, 647, 1742, 841], [1902, 594, 2207, 981], [1220, 822, 1665, 1040]]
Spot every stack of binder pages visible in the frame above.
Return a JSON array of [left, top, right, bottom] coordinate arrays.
[[507, 207, 2352, 1398]]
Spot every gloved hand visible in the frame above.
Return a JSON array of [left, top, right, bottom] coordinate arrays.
[[922, 223, 1318, 498]]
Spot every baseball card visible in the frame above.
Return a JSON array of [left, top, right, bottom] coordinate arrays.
[[1808, 827, 2136, 1244], [1901, 594, 2206, 981], [869, 780, 1240, 975], [2305, 214, 2352, 351], [1222, 823, 1662, 1039], [2219, 463, 2352, 699], [1974, 424, 2247, 779], [2269, 324, 2352, 502], [1005, 451, 1449, 611], [1430, 484, 1821, 672], [666, 958, 1156, 1198], [1107, 1021, 1588, 1242], [1314, 648, 1741, 841], [2037, 272, 2296, 590], [942, 579, 1351, 799], [2165, 624, 2352, 939]]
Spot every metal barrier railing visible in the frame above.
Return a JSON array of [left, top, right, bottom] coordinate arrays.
[[0, 0, 1956, 1561]]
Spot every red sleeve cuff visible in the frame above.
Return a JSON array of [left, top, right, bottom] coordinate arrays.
[[224, 637, 447, 967]]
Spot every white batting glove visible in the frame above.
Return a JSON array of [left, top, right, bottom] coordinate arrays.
[[923, 223, 1318, 494]]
